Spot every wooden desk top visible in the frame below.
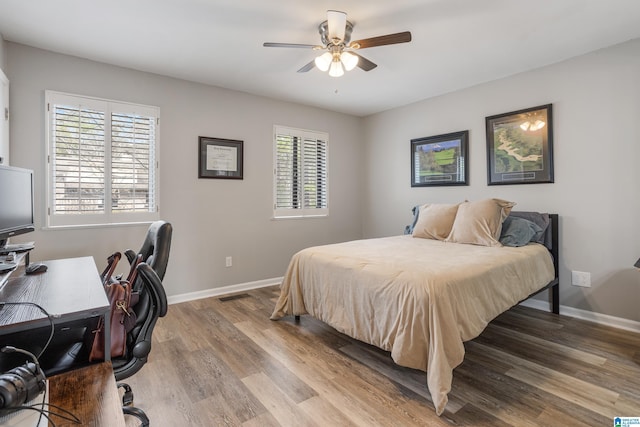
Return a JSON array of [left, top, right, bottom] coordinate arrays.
[[0, 251, 27, 289], [49, 362, 126, 426], [0, 256, 109, 333]]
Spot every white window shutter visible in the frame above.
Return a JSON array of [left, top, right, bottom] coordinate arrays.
[[274, 126, 328, 218], [111, 112, 156, 213], [302, 137, 327, 210], [51, 102, 106, 215], [46, 91, 160, 227]]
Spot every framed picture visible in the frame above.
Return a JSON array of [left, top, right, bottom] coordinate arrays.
[[198, 136, 243, 179], [411, 130, 469, 187], [486, 104, 553, 185]]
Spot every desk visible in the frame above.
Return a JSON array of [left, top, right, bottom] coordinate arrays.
[[0, 259, 122, 425], [0, 257, 111, 366], [49, 361, 126, 426]]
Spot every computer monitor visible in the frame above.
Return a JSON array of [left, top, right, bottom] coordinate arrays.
[[0, 165, 35, 250]]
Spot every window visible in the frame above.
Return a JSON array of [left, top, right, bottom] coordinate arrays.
[[45, 91, 160, 227], [273, 126, 328, 218]]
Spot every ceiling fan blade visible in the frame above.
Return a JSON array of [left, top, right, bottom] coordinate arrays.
[[263, 42, 319, 49], [352, 53, 377, 71], [297, 60, 316, 73], [327, 10, 347, 41], [350, 31, 412, 49]]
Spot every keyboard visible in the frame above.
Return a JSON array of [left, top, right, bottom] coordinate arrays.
[[0, 262, 17, 273], [0, 242, 35, 254]]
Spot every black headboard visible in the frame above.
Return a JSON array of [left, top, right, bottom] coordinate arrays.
[[511, 211, 560, 314]]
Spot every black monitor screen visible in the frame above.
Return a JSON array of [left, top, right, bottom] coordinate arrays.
[[0, 165, 35, 245]]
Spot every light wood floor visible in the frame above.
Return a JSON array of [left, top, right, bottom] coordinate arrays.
[[123, 285, 640, 426]]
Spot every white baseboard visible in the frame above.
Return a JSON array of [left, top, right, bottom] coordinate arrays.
[[169, 278, 640, 335], [519, 299, 640, 334], [167, 277, 283, 305]]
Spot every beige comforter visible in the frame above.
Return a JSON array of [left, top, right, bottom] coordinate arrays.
[[271, 235, 555, 415]]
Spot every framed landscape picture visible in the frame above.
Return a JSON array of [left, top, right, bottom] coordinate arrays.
[[486, 104, 553, 185], [411, 130, 468, 187]]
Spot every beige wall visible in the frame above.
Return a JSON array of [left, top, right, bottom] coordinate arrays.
[[6, 37, 640, 324], [362, 38, 640, 322], [6, 43, 364, 297]]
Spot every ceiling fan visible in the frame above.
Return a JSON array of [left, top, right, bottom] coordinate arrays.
[[263, 10, 412, 77]]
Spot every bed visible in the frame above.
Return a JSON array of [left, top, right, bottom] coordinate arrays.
[[271, 200, 559, 415]]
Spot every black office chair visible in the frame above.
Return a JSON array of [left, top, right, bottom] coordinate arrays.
[[112, 262, 168, 426], [125, 220, 172, 284]]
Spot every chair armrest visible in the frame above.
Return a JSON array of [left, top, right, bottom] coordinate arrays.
[[124, 249, 138, 265], [137, 263, 168, 317]]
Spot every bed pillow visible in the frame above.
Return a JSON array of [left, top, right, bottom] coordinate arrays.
[[412, 203, 460, 240], [509, 211, 550, 248], [499, 216, 543, 247], [446, 198, 515, 247]]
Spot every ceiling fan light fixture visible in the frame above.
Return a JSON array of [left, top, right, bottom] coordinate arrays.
[[340, 51, 359, 71], [329, 60, 344, 77], [315, 52, 333, 72]]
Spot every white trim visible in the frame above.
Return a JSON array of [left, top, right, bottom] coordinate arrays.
[[167, 277, 283, 305], [519, 299, 640, 334], [0, 68, 9, 166], [274, 125, 327, 141]]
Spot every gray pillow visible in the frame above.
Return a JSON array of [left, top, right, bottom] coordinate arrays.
[[508, 211, 551, 248], [499, 216, 543, 247], [404, 205, 420, 235]]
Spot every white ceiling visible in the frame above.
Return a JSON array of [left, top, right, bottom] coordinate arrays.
[[1, 0, 640, 117]]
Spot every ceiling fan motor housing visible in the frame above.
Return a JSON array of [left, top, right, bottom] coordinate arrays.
[[319, 20, 354, 45]]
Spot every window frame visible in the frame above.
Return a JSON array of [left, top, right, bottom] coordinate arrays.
[[273, 125, 329, 219], [45, 90, 160, 228]]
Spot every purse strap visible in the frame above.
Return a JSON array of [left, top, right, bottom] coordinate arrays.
[[100, 252, 122, 285], [126, 254, 143, 287]]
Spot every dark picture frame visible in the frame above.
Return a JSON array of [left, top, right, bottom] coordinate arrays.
[[486, 104, 553, 185], [411, 130, 469, 187], [198, 136, 243, 179]]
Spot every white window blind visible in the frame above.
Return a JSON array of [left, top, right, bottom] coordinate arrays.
[[111, 112, 156, 213], [274, 126, 328, 218], [46, 91, 160, 227]]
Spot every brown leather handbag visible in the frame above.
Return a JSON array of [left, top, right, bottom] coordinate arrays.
[[90, 252, 140, 361]]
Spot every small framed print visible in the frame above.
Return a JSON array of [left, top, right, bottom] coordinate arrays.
[[411, 130, 469, 187], [486, 104, 553, 185], [198, 136, 243, 179]]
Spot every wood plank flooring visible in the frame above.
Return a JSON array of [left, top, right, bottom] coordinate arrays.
[[123, 286, 640, 426]]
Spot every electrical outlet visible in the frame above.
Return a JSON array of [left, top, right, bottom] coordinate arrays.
[[571, 270, 591, 287], [225, 256, 232, 268]]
